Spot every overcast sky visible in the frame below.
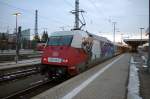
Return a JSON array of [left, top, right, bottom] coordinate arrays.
[[0, 0, 149, 41]]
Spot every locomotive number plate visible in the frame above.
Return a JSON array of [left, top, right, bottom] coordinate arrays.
[[48, 58, 62, 63]]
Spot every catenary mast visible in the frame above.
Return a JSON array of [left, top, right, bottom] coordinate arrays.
[[75, 0, 79, 29], [71, 0, 85, 30], [35, 10, 38, 36]]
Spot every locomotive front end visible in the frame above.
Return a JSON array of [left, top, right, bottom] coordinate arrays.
[[41, 31, 89, 78]]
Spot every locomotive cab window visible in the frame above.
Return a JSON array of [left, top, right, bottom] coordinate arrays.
[[47, 35, 73, 46]]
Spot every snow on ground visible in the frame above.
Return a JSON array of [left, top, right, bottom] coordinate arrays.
[[127, 57, 142, 99]]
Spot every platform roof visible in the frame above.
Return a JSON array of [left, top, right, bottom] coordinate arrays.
[[124, 39, 148, 46], [123, 39, 148, 51]]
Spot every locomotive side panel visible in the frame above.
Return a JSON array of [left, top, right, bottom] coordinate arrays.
[[71, 31, 89, 48], [91, 40, 101, 60]]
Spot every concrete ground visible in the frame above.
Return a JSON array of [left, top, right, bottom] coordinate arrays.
[[33, 53, 130, 99], [140, 69, 150, 99]]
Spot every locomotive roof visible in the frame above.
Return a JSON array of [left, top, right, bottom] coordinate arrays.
[[87, 32, 112, 43], [49, 30, 88, 37], [49, 30, 113, 44]]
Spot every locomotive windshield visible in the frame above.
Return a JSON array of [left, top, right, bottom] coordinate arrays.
[[47, 35, 73, 46]]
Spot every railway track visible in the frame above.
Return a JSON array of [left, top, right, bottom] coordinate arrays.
[[0, 67, 40, 82], [0, 55, 121, 99], [2, 76, 67, 99], [0, 63, 68, 99], [3, 78, 50, 99]]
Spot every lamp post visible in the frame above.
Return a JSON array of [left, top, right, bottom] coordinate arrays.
[[13, 12, 21, 63], [112, 22, 117, 43], [139, 27, 144, 45], [121, 33, 123, 44]]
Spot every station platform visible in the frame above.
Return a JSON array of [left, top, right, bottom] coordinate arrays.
[[0, 58, 41, 70], [0, 49, 42, 55], [0, 50, 42, 62], [32, 53, 130, 99]]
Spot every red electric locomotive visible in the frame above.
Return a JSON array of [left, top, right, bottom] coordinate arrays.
[[41, 30, 125, 79], [41, 30, 93, 78]]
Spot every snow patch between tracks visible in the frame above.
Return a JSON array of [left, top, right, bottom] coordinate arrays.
[[127, 57, 142, 99]]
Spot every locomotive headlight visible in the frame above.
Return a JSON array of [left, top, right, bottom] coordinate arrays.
[[43, 57, 47, 62], [62, 59, 68, 63]]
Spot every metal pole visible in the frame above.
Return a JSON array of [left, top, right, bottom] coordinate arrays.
[[140, 28, 144, 45], [16, 15, 18, 36], [35, 10, 38, 36], [13, 12, 21, 63], [16, 26, 21, 63], [75, 0, 79, 29], [113, 22, 116, 43], [121, 33, 123, 44], [148, 29, 150, 72], [15, 15, 18, 63], [147, 1, 150, 72]]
